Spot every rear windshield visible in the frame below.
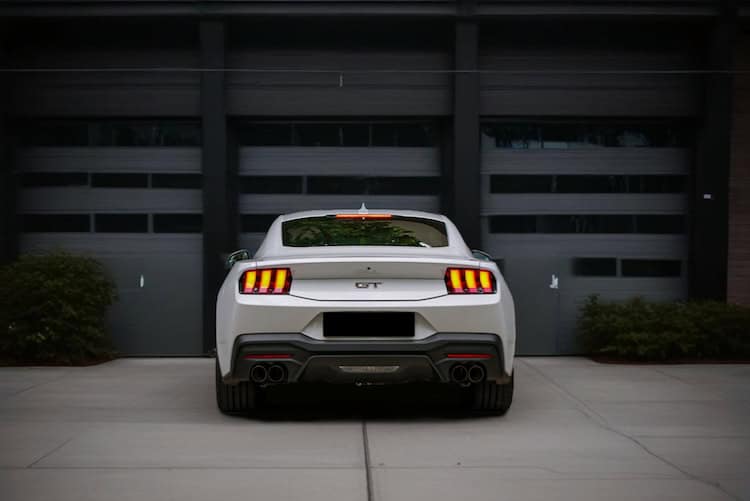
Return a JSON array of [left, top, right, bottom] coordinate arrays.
[[282, 215, 449, 248]]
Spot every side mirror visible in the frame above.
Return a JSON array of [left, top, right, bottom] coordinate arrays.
[[225, 249, 251, 270], [471, 249, 493, 261]]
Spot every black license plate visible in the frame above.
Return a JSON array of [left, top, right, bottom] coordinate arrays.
[[323, 312, 415, 337]]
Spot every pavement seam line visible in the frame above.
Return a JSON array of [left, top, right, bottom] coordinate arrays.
[[519, 359, 610, 426], [523, 359, 742, 501], [26, 436, 75, 469], [361, 420, 374, 501], [7, 369, 74, 398]]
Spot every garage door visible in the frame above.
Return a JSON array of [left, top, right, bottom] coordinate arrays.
[[16, 120, 204, 355], [480, 120, 690, 354], [237, 120, 442, 252]]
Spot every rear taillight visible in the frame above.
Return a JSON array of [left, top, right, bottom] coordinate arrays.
[[239, 268, 292, 294], [445, 268, 496, 294]]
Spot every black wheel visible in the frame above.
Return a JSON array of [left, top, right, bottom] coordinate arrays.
[[468, 373, 514, 415], [215, 359, 257, 414]]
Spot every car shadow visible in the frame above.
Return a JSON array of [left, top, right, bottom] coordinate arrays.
[[248, 383, 492, 422]]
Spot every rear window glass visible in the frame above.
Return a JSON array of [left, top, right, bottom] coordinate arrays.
[[282, 215, 449, 248]]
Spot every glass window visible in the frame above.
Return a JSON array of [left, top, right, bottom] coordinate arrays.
[[635, 175, 686, 194], [239, 122, 436, 147], [240, 176, 303, 194], [153, 214, 202, 233], [635, 215, 684, 234], [20, 122, 89, 147], [490, 175, 553, 193], [241, 214, 279, 233], [554, 175, 627, 193], [94, 214, 148, 233], [485, 124, 542, 149], [489, 175, 686, 194], [282, 215, 448, 247], [238, 124, 293, 146], [91, 173, 148, 188], [621, 259, 682, 277], [371, 124, 397, 146], [151, 174, 202, 189], [295, 124, 340, 146], [20, 214, 90, 232], [484, 122, 689, 149], [157, 123, 201, 146], [394, 124, 436, 147], [307, 176, 440, 195], [91, 122, 200, 147], [341, 125, 370, 146], [21, 172, 88, 187], [489, 215, 684, 234], [489, 215, 537, 233], [573, 258, 617, 276], [19, 121, 200, 147], [541, 124, 580, 149]]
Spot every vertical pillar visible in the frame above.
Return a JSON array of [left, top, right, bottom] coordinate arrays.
[[0, 40, 16, 265], [452, 2, 480, 249], [200, 20, 235, 353], [690, 5, 737, 300]]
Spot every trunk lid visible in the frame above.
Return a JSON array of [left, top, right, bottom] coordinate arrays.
[[252, 255, 479, 301]]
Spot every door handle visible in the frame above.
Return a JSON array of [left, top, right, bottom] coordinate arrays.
[[549, 274, 559, 289]]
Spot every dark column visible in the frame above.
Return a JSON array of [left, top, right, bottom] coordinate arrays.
[[452, 5, 480, 249], [200, 20, 235, 353], [690, 6, 737, 300], [0, 41, 16, 265]]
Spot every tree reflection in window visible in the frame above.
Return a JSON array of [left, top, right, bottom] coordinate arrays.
[[282, 216, 448, 247]]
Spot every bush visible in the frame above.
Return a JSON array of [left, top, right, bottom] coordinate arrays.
[[0, 252, 117, 364], [578, 295, 750, 361]]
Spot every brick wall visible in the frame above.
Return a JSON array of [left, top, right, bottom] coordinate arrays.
[[728, 33, 750, 305]]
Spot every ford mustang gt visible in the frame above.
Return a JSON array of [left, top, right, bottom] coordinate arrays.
[[215, 207, 516, 414]]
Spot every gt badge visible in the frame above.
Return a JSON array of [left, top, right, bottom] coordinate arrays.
[[355, 281, 382, 289]]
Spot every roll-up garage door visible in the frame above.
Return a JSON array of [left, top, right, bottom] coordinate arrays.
[[237, 120, 442, 252], [227, 50, 451, 116], [16, 120, 203, 355], [480, 121, 690, 355]]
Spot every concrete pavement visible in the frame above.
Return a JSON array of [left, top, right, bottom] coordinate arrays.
[[0, 357, 748, 501]]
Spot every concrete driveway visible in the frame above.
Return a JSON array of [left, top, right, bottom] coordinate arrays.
[[0, 358, 748, 501]]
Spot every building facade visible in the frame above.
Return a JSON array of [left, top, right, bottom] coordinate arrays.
[[0, 0, 747, 355]]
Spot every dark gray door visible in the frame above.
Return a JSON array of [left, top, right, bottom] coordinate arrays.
[[102, 247, 203, 355], [16, 140, 204, 355], [502, 256, 561, 355]]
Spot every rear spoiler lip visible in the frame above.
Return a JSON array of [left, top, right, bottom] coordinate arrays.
[[233, 257, 503, 275]]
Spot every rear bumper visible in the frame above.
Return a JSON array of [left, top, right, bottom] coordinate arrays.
[[225, 332, 510, 385]]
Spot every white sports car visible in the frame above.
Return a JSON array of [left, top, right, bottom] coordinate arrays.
[[215, 207, 516, 414]]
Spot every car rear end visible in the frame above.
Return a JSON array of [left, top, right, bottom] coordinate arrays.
[[215, 211, 516, 414]]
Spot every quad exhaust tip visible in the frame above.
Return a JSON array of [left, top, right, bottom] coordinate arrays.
[[468, 364, 486, 384], [450, 364, 469, 384], [251, 363, 287, 384], [450, 363, 486, 385], [267, 364, 286, 384], [250, 364, 268, 384]]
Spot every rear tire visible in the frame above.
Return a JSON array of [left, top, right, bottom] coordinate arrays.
[[216, 359, 257, 414], [468, 373, 514, 415]]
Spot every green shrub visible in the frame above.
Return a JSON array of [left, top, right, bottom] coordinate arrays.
[[578, 295, 750, 361], [0, 252, 117, 364]]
